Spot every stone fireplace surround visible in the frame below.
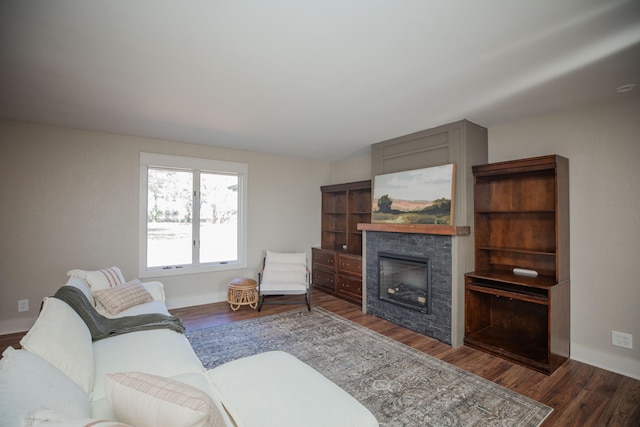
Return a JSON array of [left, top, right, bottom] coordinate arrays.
[[365, 231, 453, 344], [364, 119, 487, 347]]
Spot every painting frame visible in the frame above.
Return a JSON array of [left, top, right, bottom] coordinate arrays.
[[372, 163, 456, 225]]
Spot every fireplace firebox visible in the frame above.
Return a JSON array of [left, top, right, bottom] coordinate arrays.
[[378, 252, 431, 314]]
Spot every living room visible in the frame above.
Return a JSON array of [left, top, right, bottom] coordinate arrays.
[[1, 1, 639, 425]]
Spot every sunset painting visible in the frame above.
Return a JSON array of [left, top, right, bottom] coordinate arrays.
[[372, 163, 456, 225]]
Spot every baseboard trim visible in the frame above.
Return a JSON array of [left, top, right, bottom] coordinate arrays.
[[165, 291, 227, 310], [571, 342, 640, 380], [0, 317, 36, 336]]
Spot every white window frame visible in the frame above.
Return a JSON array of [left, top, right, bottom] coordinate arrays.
[[139, 152, 248, 278]]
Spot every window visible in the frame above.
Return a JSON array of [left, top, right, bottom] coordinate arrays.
[[139, 153, 248, 277]]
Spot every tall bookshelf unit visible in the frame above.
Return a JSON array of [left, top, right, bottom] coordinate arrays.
[[313, 180, 371, 305], [464, 155, 570, 374]]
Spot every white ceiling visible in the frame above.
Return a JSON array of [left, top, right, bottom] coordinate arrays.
[[1, 1, 639, 161]]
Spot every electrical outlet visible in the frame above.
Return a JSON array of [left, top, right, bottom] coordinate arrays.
[[18, 299, 29, 313], [612, 330, 633, 349]]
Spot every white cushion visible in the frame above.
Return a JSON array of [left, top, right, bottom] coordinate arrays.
[[104, 372, 226, 427], [28, 410, 132, 427], [262, 251, 307, 285], [259, 281, 308, 295], [101, 299, 170, 318], [169, 373, 235, 427], [0, 348, 91, 427], [92, 329, 205, 402], [75, 267, 126, 292], [19, 297, 94, 394], [140, 280, 166, 302], [93, 280, 153, 315], [265, 250, 306, 265], [64, 276, 95, 305], [207, 351, 378, 427]]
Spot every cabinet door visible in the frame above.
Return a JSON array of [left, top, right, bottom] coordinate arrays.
[[338, 274, 362, 298], [313, 269, 336, 292], [338, 253, 362, 277], [312, 248, 336, 270]]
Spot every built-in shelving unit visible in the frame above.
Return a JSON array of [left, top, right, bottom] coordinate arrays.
[[315, 180, 371, 305], [464, 155, 570, 375]]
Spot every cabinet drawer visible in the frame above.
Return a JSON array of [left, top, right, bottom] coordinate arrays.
[[312, 248, 336, 269], [338, 254, 362, 276], [338, 274, 362, 297], [313, 269, 335, 291]]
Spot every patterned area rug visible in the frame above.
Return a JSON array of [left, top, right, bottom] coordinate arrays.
[[187, 307, 552, 427]]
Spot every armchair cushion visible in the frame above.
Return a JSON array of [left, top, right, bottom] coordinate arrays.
[[261, 251, 307, 286], [264, 251, 306, 265]]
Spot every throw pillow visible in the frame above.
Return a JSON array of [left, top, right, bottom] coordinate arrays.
[[104, 372, 226, 427], [0, 348, 91, 427], [83, 267, 126, 292], [93, 280, 152, 315], [19, 297, 95, 393]]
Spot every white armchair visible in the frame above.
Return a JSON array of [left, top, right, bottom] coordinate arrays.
[[257, 251, 311, 311]]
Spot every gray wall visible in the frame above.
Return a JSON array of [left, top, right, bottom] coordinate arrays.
[[0, 120, 329, 333]]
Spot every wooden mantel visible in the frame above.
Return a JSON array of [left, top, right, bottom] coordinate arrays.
[[357, 223, 470, 236]]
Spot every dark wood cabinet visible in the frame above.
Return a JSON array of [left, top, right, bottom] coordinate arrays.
[[313, 180, 371, 305], [464, 155, 569, 374]]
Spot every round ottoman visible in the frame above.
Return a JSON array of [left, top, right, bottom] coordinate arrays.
[[227, 278, 258, 311]]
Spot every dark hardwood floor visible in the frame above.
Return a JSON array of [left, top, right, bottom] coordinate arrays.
[[2, 289, 639, 426]]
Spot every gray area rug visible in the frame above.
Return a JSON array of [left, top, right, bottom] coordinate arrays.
[[187, 307, 552, 427]]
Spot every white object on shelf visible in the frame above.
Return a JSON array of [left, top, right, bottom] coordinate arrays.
[[513, 268, 538, 277]]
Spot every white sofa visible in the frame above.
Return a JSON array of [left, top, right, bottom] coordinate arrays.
[[0, 270, 378, 427]]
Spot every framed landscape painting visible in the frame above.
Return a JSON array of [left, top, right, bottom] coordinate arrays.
[[372, 163, 456, 225]]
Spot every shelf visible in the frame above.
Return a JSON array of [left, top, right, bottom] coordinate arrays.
[[466, 282, 548, 304], [465, 328, 549, 372], [477, 246, 556, 256], [467, 270, 559, 289], [477, 210, 555, 214]]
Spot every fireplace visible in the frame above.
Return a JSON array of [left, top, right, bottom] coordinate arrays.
[[365, 231, 453, 344], [378, 252, 431, 314]]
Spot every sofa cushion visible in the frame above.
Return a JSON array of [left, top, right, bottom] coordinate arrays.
[[20, 297, 95, 393], [34, 420, 131, 427], [207, 351, 378, 427], [64, 276, 95, 305], [101, 299, 170, 318], [0, 348, 91, 427], [140, 280, 166, 302], [70, 267, 126, 292], [92, 329, 205, 402], [28, 410, 132, 427], [104, 372, 226, 427], [91, 373, 230, 423], [93, 280, 153, 315], [169, 373, 235, 427]]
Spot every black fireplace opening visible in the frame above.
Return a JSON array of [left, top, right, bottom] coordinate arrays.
[[378, 252, 431, 314]]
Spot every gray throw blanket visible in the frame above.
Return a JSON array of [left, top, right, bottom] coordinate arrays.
[[52, 285, 186, 341]]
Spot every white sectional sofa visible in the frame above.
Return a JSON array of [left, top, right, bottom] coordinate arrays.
[[0, 268, 378, 427]]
